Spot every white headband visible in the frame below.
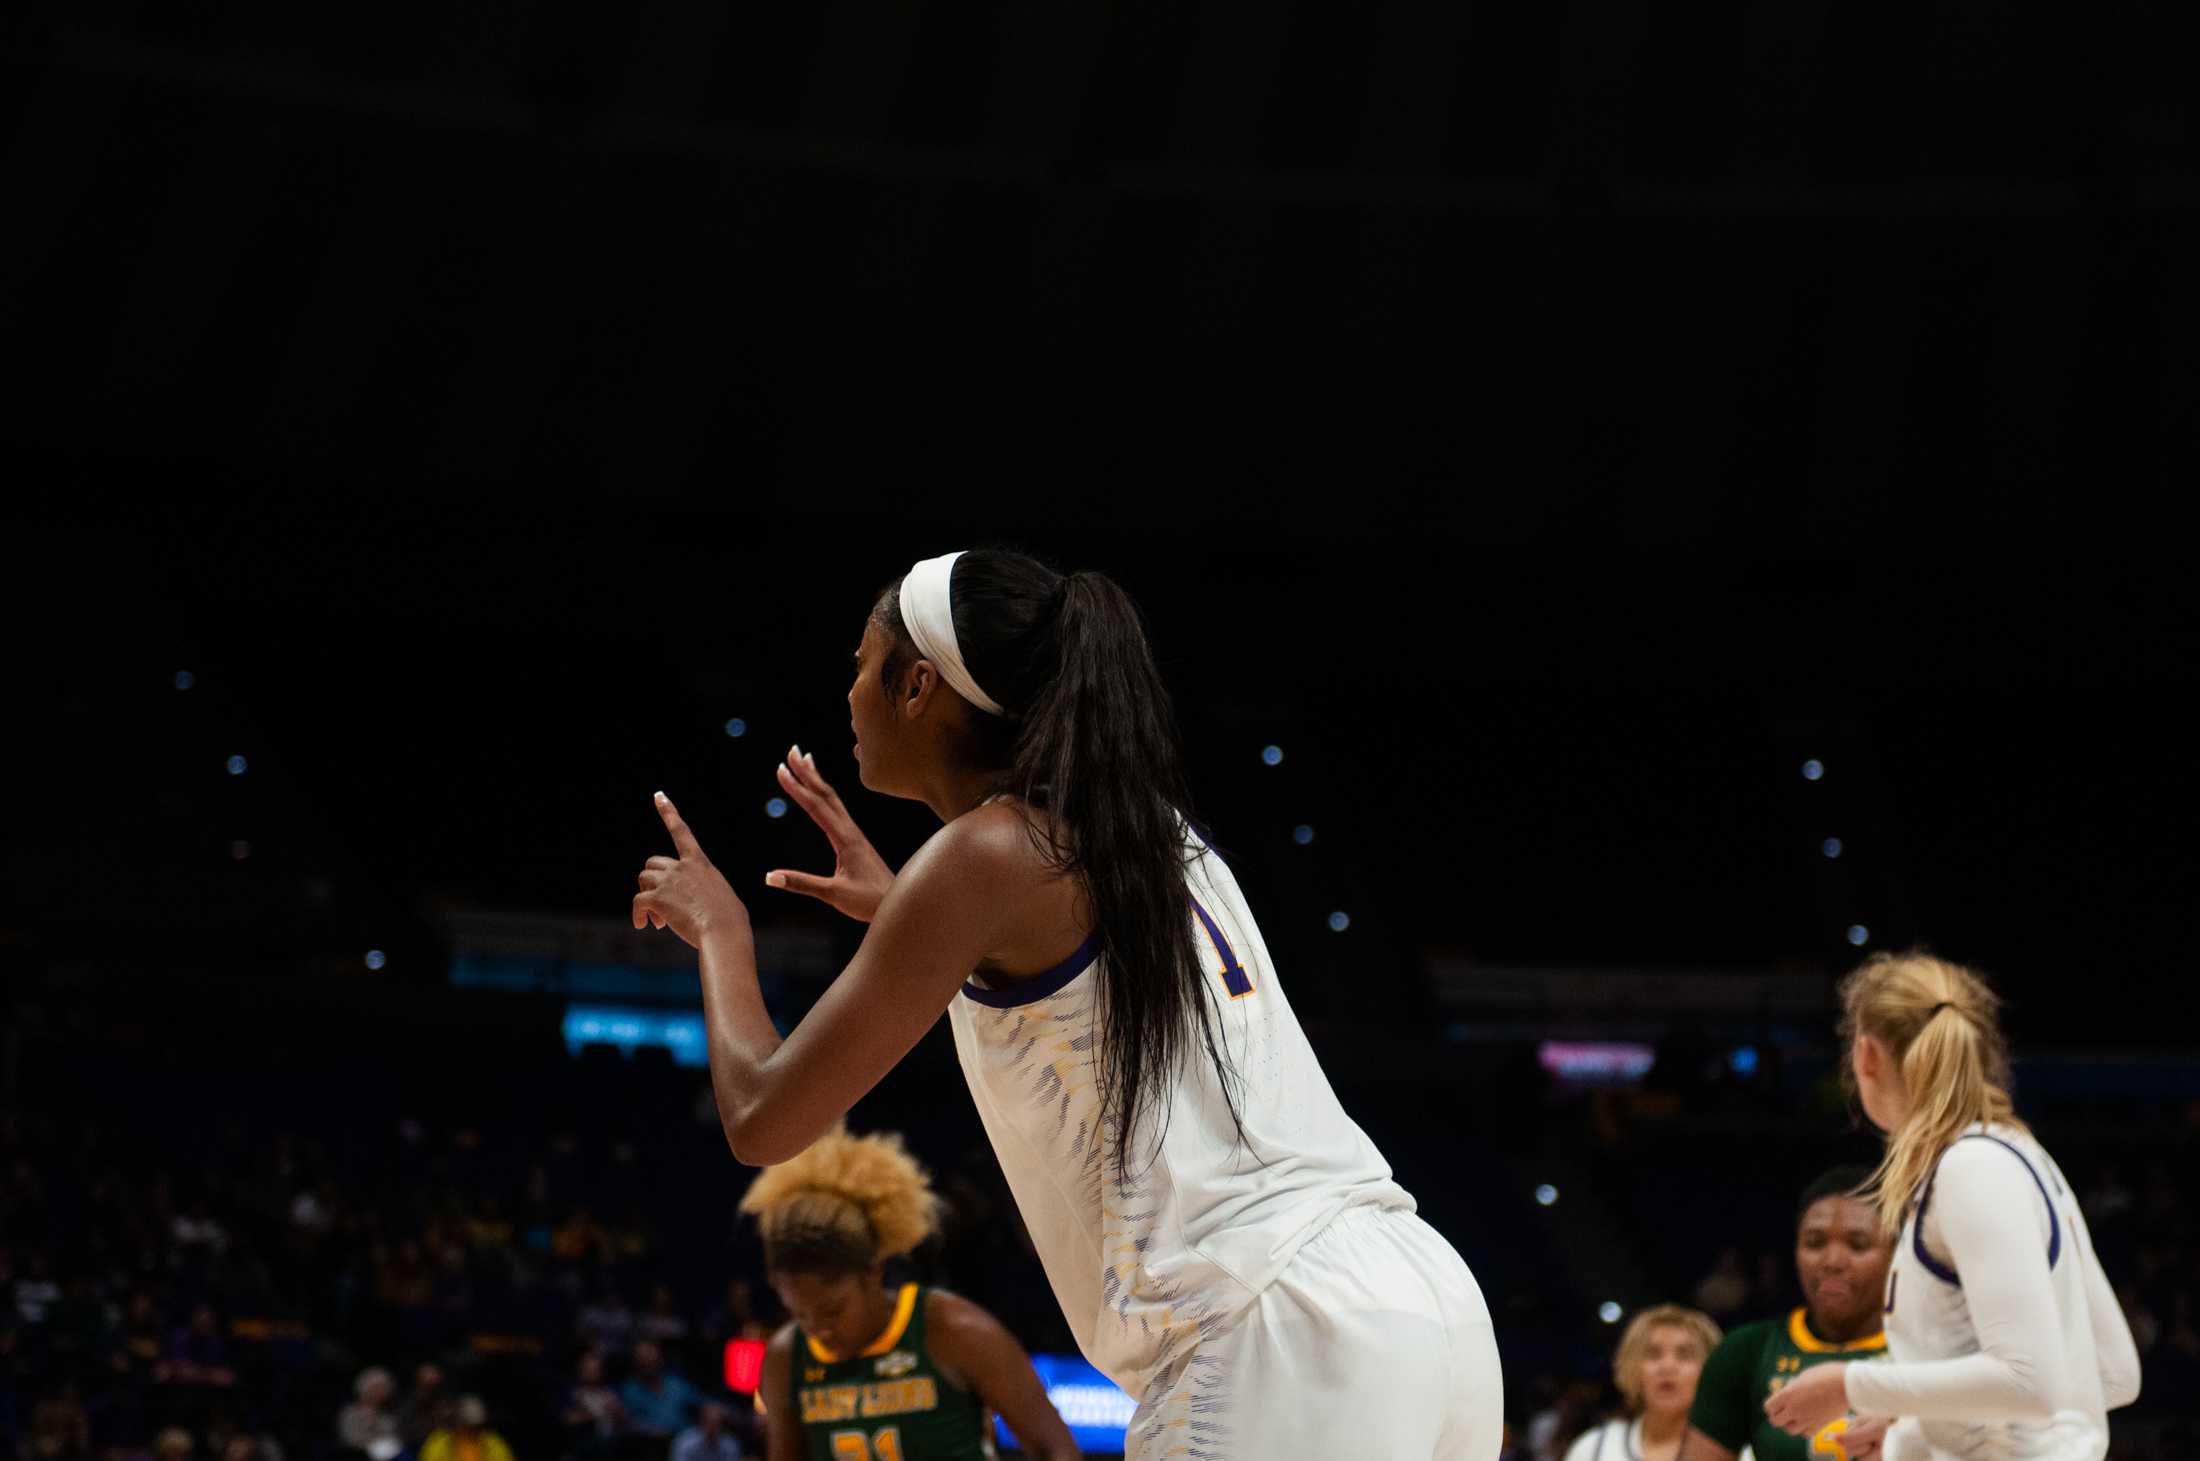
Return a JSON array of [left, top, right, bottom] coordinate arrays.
[[898, 551, 1005, 717]]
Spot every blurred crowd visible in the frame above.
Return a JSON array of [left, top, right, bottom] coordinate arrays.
[[5, 978, 2198, 1461]]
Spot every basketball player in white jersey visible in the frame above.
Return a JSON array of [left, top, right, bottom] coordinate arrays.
[[1762, 952, 2140, 1461], [631, 548, 1503, 1459]]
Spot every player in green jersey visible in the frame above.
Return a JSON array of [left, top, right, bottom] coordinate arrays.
[[1682, 1167, 1892, 1461], [745, 1126, 1079, 1461]]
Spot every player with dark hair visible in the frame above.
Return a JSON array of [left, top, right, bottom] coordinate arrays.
[[1685, 1166, 1892, 1461], [633, 548, 1502, 1458], [743, 1124, 1076, 1461]]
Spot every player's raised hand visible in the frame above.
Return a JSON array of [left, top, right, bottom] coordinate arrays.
[[763, 745, 895, 923], [633, 791, 748, 949]]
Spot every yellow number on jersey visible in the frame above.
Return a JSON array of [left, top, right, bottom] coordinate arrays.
[[827, 1428, 902, 1461], [1811, 1418, 1851, 1460]]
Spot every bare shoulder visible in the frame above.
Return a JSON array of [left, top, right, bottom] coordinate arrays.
[[763, 1321, 799, 1367], [924, 1286, 1015, 1349], [918, 801, 1053, 882]]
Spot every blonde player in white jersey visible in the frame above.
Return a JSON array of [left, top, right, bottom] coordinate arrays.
[[1763, 952, 2141, 1461], [630, 548, 1503, 1459]]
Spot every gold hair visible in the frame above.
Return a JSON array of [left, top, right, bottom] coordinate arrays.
[[1839, 950, 2024, 1236], [1612, 1305, 1721, 1413], [736, 1124, 942, 1268]]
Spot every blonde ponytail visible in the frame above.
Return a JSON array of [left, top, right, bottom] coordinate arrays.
[[1838, 951, 2023, 1236], [737, 1124, 943, 1274]]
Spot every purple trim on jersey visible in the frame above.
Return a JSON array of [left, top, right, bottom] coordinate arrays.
[[1964, 1133, 2062, 1270], [1190, 897, 1253, 997], [1911, 1134, 2062, 1287], [959, 930, 1101, 1008]]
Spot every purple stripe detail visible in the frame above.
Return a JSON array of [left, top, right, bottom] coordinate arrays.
[[1962, 1134, 2062, 1270], [1912, 1160, 1963, 1286], [1190, 897, 1252, 997], [959, 930, 1101, 1009], [1912, 1134, 2063, 1287]]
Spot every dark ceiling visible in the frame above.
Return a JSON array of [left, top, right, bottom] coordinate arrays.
[[5, 0, 2195, 1044]]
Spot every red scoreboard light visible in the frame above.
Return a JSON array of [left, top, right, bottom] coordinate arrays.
[[723, 1337, 767, 1394]]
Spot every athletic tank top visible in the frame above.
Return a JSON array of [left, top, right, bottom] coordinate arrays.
[[790, 1284, 989, 1461], [946, 830, 1413, 1400]]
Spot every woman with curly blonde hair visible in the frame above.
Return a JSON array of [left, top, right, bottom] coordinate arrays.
[[744, 1124, 1078, 1461], [1764, 952, 2141, 1461]]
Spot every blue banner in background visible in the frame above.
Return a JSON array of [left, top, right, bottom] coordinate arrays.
[[561, 1005, 708, 1067], [995, 1352, 1134, 1454]]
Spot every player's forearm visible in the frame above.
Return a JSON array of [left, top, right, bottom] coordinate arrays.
[[695, 917, 784, 1162], [1845, 1355, 2057, 1426]]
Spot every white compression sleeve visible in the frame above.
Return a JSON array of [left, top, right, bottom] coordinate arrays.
[[1844, 1141, 2069, 1425]]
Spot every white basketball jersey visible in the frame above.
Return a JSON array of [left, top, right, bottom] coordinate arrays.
[[946, 831, 1412, 1400], [1878, 1123, 2119, 1461]]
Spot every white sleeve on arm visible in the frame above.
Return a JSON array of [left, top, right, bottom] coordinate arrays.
[[2083, 1246, 2142, 1409], [1844, 1142, 2068, 1425]]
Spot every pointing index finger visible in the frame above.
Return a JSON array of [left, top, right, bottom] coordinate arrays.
[[654, 790, 705, 860]]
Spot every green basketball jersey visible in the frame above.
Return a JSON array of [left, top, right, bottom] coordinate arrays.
[[790, 1284, 991, 1461], [1688, 1308, 1886, 1461]]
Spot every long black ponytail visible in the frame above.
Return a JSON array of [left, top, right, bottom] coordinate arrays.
[[872, 550, 1241, 1180]]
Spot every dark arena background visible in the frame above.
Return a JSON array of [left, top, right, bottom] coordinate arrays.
[[4, 0, 2198, 1458]]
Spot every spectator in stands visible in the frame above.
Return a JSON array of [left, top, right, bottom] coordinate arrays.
[[668, 1403, 739, 1461], [618, 1341, 702, 1440], [1563, 1305, 1720, 1461], [633, 1285, 687, 1348], [14, 1250, 61, 1327], [159, 1306, 235, 1387], [559, 1349, 626, 1458], [86, 1344, 153, 1457], [119, 1294, 165, 1374], [1690, 1249, 1748, 1322], [397, 1364, 452, 1451], [1525, 1376, 1599, 1461], [337, 1368, 402, 1460], [575, 1274, 634, 1354], [700, 1282, 757, 1354], [552, 1210, 608, 1266], [419, 1398, 511, 1461], [25, 1392, 92, 1461], [152, 1429, 193, 1461]]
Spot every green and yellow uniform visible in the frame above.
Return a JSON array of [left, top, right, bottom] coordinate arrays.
[[790, 1284, 990, 1461], [1689, 1308, 1885, 1461]]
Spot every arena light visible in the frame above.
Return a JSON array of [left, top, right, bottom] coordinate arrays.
[[1801, 759, 1824, 781], [1535, 1184, 1559, 1207], [1822, 837, 1843, 858], [1538, 1042, 1655, 1086], [227, 754, 248, 775], [365, 950, 387, 971], [1327, 911, 1350, 932], [1599, 1302, 1624, 1324], [1293, 824, 1314, 845], [765, 798, 788, 819], [1261, 744, 1284, 766], [174, 670, 195, 690], [1847, 924, 1870, 946], [723, 1337, 766, 1393], [724, 718, 747, 738]]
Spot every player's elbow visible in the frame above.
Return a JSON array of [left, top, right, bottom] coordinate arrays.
[[1992, 1362, 2062, 1426], [721, 1101, 803, 1168]]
